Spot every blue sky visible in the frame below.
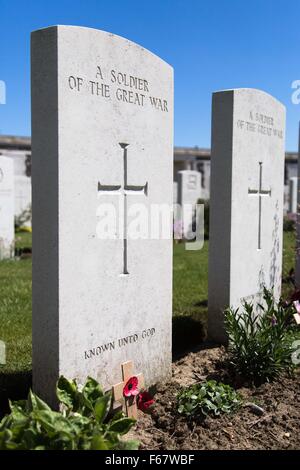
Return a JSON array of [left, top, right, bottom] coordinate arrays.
[[0, 0, 299, 150]]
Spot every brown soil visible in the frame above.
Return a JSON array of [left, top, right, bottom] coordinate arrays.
[[130, 346, 300, 450]]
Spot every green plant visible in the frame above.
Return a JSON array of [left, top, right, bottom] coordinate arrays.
[[283, 216, 295, 232], [177, 380, 241, 417], [0, 376, 138, 450], [14, 205, 31, 231], [225, 287, 296, 382]]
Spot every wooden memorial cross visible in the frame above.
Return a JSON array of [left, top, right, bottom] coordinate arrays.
[[112, 360, 144, 419]]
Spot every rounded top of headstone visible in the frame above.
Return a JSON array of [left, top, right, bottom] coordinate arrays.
[[31, 25, 173, 71], [212, 88, 285, 110]]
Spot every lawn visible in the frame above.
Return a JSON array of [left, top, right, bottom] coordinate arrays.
[[14, 231, 32, 251], [0, 230, 297, 409]]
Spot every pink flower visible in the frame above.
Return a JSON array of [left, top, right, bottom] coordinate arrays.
[[271, 315, 277, 326], [137, 391, 155, 412], [123, 376, 139, 397]]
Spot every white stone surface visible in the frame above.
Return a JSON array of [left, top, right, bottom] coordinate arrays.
[[0, 151, 32, 227], [208, 89, 286, 343], [173, 181, 178, 204], [31, 25, 173, 405], [289, 177, 298, 213], [0, 156, 14, 259], [178, 170, 202, 206], [177, 170, 201, 238], [284, 184, 289, 215]]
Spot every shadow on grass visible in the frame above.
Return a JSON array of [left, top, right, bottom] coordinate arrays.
[[193, 299, 208, 308], [172, 313, 207, 359], [0, 370, 32, 418]]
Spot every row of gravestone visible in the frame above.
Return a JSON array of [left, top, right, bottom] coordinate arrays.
[[174, 173, 298, 214], [0, 25, 297, 407], [0, 162, 298, 260]]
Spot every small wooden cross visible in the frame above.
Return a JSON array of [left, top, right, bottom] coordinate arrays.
[[293, 313, 300, 325], [112, 361, 144, 419]]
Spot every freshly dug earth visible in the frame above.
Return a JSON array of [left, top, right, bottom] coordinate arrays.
[[131, 346, 300, 450]]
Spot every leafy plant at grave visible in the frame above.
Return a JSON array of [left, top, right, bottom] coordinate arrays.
[[283, 215, 296, 232], [14, 205, 32, 231], [177, 380, 241, 417], [224, 287, 296, 382], [0, 376, 139, 450]]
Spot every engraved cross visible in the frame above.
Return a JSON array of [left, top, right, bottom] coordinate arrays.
[[98, 143, 148, 275], [248, 162, 271, 250]]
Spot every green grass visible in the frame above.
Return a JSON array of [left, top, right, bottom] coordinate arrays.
[[0, 230, 296, 409], [282, 230, 296, 298], [0, 258, 32, 413], [172, 240, 208, 350], [173, 240, 208, 317], [0, 259, 32, 374], [14, 231, 32, 250]]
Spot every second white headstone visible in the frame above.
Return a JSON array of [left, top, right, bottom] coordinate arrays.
[[208, 89, 285, 343], [289, 177, 298, 213]]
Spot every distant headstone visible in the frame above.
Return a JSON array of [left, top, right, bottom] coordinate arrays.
[[283, 184, 289, 214], [0, 157, 14, 259], [15, 176, 32, 228], [178, 170, 201, 238], [208, 89, 285, 343], [289, 177, 298, 213], [173, 181, 178, 204], [31, 26, 173, 405]]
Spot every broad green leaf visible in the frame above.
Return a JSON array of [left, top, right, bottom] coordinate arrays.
[[91, 435, 109, 450], [56, 376, 78, 410], [82, 377, 104, 405], [94, 394, 111, 424], [108, 418, 136, 435]]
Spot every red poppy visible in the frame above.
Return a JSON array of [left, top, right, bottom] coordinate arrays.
[[137, 391, 155, 412], [123, 376, 139, 397]]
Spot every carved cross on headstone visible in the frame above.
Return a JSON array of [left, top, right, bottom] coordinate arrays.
[[248, 162, 271, 250], [112, 360, 144, 419], [98, 143, 148, 275]]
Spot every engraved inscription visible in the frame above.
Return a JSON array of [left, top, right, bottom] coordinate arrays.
[[68, 65, 169, 112], [187, 174, 197, 190], [84, 328, 156, 359], [240, 292, 263, 304], [236, 111, 283, 139]]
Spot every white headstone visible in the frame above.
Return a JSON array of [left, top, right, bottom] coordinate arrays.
[[14, 177, 32, 228], [208, 89, 285, 343], [289, 177, 298, 213], [31, 25, 173, 405], [178, 170, 201, 239], [173, 181, 178, 204], [284, 184, 289, 215], [0, 157, 14, 259]]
